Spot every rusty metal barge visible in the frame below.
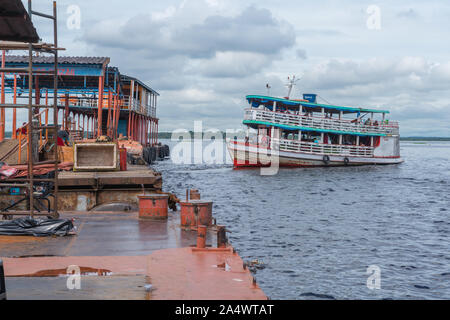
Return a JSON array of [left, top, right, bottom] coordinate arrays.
[[0, 0, 266, 300]]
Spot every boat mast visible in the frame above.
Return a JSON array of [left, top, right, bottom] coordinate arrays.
[[285, 75, 299, 99]]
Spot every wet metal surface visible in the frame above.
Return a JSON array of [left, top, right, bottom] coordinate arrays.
[[0, 212, 206, 258], [0, 210, 266, 300], [5, 276, 148, 300]]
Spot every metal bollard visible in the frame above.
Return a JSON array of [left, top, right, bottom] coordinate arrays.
[[197, 225, 207, 249], [0, 259, 6, 300]]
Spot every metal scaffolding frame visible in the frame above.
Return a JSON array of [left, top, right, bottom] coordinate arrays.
[[0, 1, 60, 218]]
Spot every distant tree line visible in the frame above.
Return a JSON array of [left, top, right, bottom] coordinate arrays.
[[157, 132, 450, 141]]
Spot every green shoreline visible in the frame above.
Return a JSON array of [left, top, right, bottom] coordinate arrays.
[[4, 131, 448, 142]]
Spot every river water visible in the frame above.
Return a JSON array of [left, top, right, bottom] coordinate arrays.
[[153, 140, 450, 300]]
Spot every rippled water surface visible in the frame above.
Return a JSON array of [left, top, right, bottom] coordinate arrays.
[[153, 141, 450, 300]]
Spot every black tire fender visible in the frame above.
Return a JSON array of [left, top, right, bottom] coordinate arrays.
[[323, 155, 330, 164], [344, 157, 350, 166]]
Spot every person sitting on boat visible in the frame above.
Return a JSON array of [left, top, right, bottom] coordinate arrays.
[[57, 129, 70, 146], [364, 118, 372, 126], [373, 120, 379, 126]]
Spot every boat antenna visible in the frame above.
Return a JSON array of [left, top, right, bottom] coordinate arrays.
[[285, 75, 301, 99], [266, 83, 271, 96], [317, 94, 332, 105]]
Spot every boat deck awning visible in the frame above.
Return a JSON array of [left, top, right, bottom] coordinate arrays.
[[246, 95, 390, 114]]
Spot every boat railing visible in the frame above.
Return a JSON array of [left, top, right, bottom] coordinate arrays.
[[274, 138, 374, 157], [122, 96, 156, 118], [59, 96, 157, 118], [244, 108, 399, 136]]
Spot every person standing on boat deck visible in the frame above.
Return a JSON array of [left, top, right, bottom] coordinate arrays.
[[57, 129, 70, 146]]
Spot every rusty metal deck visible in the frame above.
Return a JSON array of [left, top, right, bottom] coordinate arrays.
[[0, 211, 267, 300]]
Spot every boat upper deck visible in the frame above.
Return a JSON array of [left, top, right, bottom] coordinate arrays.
[[244, 95, 399, 137]]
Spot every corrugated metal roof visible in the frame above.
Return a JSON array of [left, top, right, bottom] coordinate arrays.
[[121, 74, 159, 96], [0, 0, 39, 43], [4, 55, 110, 65]]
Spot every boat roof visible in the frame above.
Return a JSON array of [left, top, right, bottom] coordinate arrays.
[[246, 95, 390, 114]]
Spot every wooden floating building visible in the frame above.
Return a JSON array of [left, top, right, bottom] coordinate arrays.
[[0, 55, 159, 146]]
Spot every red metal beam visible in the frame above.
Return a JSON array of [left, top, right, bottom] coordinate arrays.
[[0, 50, 5, 142], [97, 75, 104, 137]]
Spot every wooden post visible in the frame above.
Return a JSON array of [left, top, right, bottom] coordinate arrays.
[[31, 119, 39, 163], [97, 75, 104, 137]]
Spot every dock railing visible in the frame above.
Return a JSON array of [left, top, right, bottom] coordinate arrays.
[[244, 108, 399, 136]]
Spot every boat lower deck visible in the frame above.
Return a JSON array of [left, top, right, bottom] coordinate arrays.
[[228, 141, 403, 168]]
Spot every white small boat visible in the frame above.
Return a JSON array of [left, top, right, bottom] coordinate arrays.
[[227, 79, 403, 168]]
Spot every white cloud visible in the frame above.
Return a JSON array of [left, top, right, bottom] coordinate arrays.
[[151, 6, 177, 21], [21, 0, 450, 136]]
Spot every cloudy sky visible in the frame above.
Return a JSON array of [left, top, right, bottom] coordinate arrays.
[[19, 0, 450, 136]]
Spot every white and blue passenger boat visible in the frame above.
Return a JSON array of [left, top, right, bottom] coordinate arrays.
[[228, 80, 403, 168]]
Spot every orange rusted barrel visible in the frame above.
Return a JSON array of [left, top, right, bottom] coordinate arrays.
[[197, 225, 207, 248], [138, 194, 169, 220], [119, 148, 127, 171], [190, 189, 201, 200], [180, 200, 213, 228]]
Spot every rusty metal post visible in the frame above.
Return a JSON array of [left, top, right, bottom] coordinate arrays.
[[97, 75, 104, 137], [107, 91, 112, 137], [0, 50, 5, 142], [27, 41, 34, 217], [217, 226, 228, 248], [64, 94, 69, 130], [34, 75, 40, 114], [197, 225, 207, 249], [12, 75, 17, 139], [190, 189, 200, 200]]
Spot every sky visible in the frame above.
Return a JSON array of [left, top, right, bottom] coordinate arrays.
[[6, 0, 450, 136]]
